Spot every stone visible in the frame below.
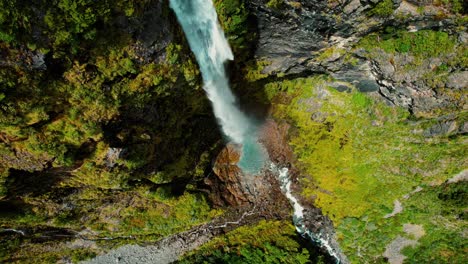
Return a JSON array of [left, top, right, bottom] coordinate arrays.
[[423, 120, 459, 137], [446, 71, 468, 90], [105, 148, 125, 168], [357, 79, 381, 92], [384, 200, 403, 218], [31, 52, 46, 70], [403, 224, 425, 239], [383, 236, 418, 264], [205, 144, 254, 207], [343, 0, 362, 14], [447, 170, 468, 184]]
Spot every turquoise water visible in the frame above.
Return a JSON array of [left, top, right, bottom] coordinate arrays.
[[237, 135, 266, 174], [170, 0, 266, 174]]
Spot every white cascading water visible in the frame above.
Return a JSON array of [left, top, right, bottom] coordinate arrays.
[[270, 164, 342, 263], [170, 0, 265, 174], [170, 0, 342, 262]]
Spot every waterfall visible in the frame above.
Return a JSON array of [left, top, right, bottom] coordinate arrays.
[[170, 0, 265, 174], [170, 1, 344, 262]]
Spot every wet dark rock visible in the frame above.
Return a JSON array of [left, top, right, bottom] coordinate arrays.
[[333, 84, 352, 93], [330, 60, 380, 93], [121, 0, 174, 64], [247, 0, 339, 75]]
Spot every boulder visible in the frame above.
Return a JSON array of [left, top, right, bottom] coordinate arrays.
[[205, 144, 254, 207]]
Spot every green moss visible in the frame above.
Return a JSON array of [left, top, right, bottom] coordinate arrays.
[[266, 76, 466, 262], [368, 0, 395, 17], [316, 47, 345, 62], [358, 30, 458, 58], [266, 0, 285, 9], [399, 184, 467, 263], [242, 60, 270, 82], [213, 0, 252, 61]]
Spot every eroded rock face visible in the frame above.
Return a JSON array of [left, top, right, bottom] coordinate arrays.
[[259, 119, 293, 166], [131, 0, 174, 64], [246, 0, 465, 116], [205, 141, 291, 219], [206, 143, 254, 207], [246, 0, 379, 75], [247, 0, 334, 74]]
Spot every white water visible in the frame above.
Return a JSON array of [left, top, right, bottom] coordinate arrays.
[[170, 0, 265, 173], [170, 1, 342, 262], [270, 164, 342, 263]]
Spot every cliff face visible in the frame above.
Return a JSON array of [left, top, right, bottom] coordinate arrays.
[[248, 0, 466, 117]]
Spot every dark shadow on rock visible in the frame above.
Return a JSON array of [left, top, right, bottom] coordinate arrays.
[[0, 199, 32, 218], [4, 168, 74, 198], [296, 233, 337, 264]]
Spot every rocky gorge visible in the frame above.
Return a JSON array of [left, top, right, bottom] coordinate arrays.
[[0, 0, 466, 263]]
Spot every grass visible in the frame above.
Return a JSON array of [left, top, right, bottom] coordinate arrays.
[[178, 220, 324, 264], [358, 30, 458, 58], [356, 28, 466, 117], [368, 0, 395, 17], [266, 76, 467, 262]]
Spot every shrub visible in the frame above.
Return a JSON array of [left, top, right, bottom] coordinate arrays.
[[368, 0, 395, 17]]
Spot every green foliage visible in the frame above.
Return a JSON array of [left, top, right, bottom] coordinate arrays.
[[242, 60, 270, 83], [214, 0, 253, 61], [359, 30, 457, 58], [266, 0, 285, 9], [179, 221, 314, 264], [0, 0, 31, 43], [113, 192, 215, 238], [70, 249, 97, 262], [399, 184, 467, 263], [368, 0, 395, 17], [350, 92, 372, 109], [266, 76, 466, 262], [0, 1, 219, 261], [357, 28, 465, 116], [0, 0, 157, 53], [435, 0, 465, 14]]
